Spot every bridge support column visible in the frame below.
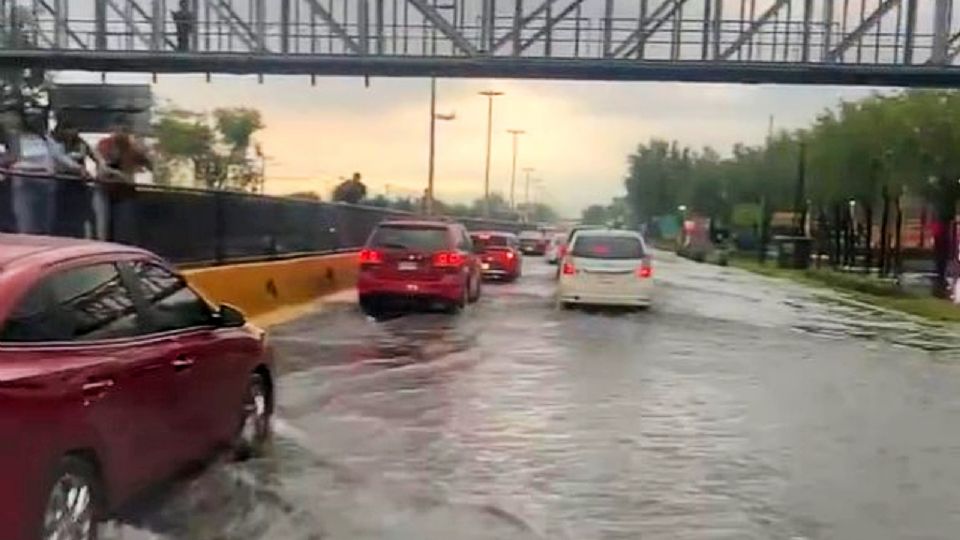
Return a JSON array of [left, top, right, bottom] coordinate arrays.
[[481, 0, 496, 52], [712, 0, 723, 60], [903, 0, 918, 64], [281, 0, 290, 53], [95, 0, 107, 50], [513, 0, 524, 56], [801, 0, 813, 62], [932, 0, 952, 64], [358, 0, 370, 54], [602, 0, 613, 57], [255, 0, 267, 52], [821, 0, 833, 61], [151, 0, 163, 51]]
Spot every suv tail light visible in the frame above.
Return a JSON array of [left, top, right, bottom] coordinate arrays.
[[359, 248, 383, 265], [637, 259, 653, 279], [562, 261, 576, 275], [433, 251, 466, 268]]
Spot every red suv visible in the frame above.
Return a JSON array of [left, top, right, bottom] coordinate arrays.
[[357, 220, 482, 315], [0, 235, 273, 540], [471, 231, 522, 282]]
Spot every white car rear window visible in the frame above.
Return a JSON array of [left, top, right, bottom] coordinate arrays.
[[571, 236, 645, 260]]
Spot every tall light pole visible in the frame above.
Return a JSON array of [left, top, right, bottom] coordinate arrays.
[[427, 78, 438, 215], [479, 90, 504, 218], [522, 166, 535, 222], [507, 128, 526, 211], [426, 77, 455, 215]]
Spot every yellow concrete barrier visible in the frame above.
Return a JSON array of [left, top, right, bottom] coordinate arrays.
[[183, 252, 359, 320]]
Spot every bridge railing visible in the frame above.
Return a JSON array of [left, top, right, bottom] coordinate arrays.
[[0, 171, 527, 266]]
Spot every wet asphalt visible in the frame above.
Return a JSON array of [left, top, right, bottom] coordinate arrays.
[[110, 253, 960, 540]]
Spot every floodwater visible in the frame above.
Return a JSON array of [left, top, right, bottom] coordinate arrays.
[[111, 253, 960, 540]]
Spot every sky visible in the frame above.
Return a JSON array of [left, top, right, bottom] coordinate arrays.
[[62, 71, 879, 217]]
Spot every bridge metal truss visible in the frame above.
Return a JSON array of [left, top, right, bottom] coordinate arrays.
[[3, 0, 960, 86]]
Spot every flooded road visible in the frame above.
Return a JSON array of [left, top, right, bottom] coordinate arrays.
[[116, 253, 960, 540]]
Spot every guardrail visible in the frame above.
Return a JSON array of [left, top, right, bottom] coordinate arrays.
[[0, 171, 528, 266]]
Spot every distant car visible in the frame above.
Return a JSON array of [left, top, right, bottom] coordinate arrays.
[[557, 229, 653, 308], [0, 234, 273, 540], [471, 231, 522, 282], [544, 232, 566, 264], [518, 230, 547, 255], [358, 220, 482, 315]]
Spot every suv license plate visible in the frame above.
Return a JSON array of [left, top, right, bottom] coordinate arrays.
[[398, 262, 418, 271]]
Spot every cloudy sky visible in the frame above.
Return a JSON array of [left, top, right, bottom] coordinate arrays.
[[69, 72, 872, 217]]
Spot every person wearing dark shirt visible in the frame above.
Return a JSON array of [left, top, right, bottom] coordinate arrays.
[[172, 0, 195, 52], [51, 120, 97, 238]]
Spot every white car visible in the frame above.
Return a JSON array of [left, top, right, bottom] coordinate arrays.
[[557, 229, 653, 308]]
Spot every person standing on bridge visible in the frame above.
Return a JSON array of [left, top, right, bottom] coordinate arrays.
[[172, 0, 195, 52]]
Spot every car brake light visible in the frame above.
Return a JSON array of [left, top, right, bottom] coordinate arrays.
[[433, 251, 466, 267], [505, 251, 515, 260], [562, 261, 576, 275], [359, 248, 383, 265], [637, 260, 653, 279]]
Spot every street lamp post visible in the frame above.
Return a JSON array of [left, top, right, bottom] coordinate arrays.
[[522, 166, 535, 222], [479, 90, 503, 218], [427, 78, 438, 215], [507, 128, 526, 212], [426, 78, 455, 215]]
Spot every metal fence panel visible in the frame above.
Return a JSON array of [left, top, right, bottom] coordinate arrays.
[[0, 173, 530, 266]]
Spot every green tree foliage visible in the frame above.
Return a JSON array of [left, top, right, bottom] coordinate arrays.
[[153, 107, 265, 191], [214, 108, 264, 154], [619, 90, 960, 295], [581, 204, 609, 225]]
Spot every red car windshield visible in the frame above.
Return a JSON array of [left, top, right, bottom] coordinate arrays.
[[370, 225, 449, 251], [472, 235, 510, 250]]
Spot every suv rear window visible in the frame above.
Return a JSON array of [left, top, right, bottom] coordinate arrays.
[[519, 231, 542, 240], [370, 225, 450, 251], [571, 236, 645, 260], [472, 235, 510, 249]]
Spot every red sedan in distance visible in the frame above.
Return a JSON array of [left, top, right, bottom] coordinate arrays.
[[0, 235, 273, 540], [471, 231, 522, 282], [357, 220, 482, 316]]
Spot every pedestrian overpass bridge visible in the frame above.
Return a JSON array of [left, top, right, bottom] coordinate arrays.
[[3, 0, 960, 87]]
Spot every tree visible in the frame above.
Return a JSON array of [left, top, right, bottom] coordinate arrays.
[[581, 204, 609, 225], [333, 173, 367, 204], [153, 106, 265, 191], [213, 108, 264, 154]]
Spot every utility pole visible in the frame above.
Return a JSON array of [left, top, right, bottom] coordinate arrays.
[[507, 128, 525, 211], [479, 90, 504, 218]]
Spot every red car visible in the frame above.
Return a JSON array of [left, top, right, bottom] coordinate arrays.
[[470, 231, 522, 282], [0, 235, 273, 540], [357, 220, 482, 315]]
